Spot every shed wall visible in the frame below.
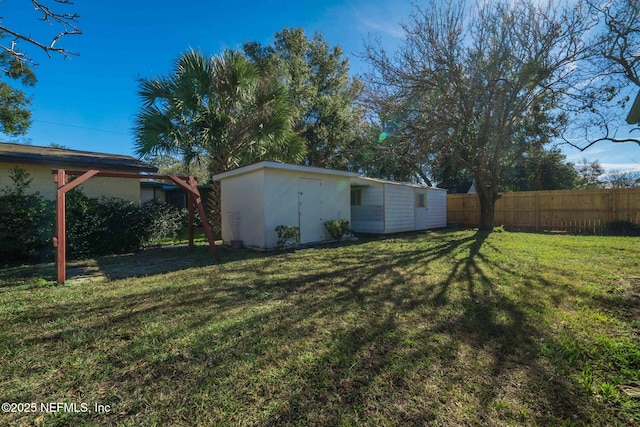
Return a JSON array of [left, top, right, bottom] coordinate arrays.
[[383, 184, 415, 233], [263, 169, 351, 248], [425, 189, 448, 229], [351, 183, 384, 233], [220, 169, 265, 248]]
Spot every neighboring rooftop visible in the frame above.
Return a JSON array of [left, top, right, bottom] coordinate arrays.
[[0, 142, 157, 173], [351, 176, 447, 191], [627, 90, 640, 125]]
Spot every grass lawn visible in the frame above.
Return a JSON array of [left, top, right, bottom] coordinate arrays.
[[0, 230, 638, 426]]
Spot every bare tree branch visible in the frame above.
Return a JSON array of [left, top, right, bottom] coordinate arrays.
[[0, 0, 81, 66], [562, 135, 640, 151]]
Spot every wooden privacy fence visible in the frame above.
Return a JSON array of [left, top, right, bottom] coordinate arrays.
[[447, 188, 640, 233]]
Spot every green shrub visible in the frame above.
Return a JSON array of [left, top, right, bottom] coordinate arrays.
[[605, 220, 640, 236], [275, 225, 300, 250], [140, 199, 187, 245], [1, 168, 191, 262], [0, 167, 54, 263], [66, 195, 186, 258], [65, 190, 147, 258], [324, 219, 351, 242]]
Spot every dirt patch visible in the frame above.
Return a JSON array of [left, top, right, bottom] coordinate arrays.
[[67, 245, 218, 282]]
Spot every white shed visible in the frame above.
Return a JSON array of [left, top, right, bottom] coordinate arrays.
[[350, 177, 448, 234], [213, 161, 357, 250]]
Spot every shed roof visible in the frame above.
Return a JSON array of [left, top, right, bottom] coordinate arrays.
[[212, 161, 358, 181], [351, 176, 448, 192], [0, 142, 157, 173]]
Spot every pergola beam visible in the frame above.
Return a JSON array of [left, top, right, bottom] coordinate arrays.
[[52, 169, 220, 284], [53, 170, 192, 181]]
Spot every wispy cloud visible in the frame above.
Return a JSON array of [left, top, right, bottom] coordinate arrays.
[[351, 2, 408, 39], [601, 162, 640, 172], [332, 0, 411, 39]]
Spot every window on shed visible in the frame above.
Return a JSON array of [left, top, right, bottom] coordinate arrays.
[[416, 193, 426, 208], [351, 189, 362, 206]]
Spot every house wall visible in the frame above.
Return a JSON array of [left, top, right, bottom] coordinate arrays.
[[220, 169, 266, 249], [0, 163, 140, 203], [140, 187, 166, 203], [351, 183, 384, 233], [384, 184, 416, 233], [425, 189, 448, 229], [263, 169, 351, 249]]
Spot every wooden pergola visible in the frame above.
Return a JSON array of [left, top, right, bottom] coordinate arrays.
[[52, 169, 220, 284]]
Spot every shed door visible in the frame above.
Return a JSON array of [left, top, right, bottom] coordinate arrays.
[[414, 190, 428, 230], [298, 178, 323, 243]]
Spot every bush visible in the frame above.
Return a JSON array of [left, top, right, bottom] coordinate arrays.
[[66, 193, 187, 259], [605, 220, 640, 236], [66, 190, 148, 258], [275, 225, 300, 250], [324, 219, 351, 242], [0, 168, 54, 263], [0, 167, 190, 263], [140, 199, 186, 245]]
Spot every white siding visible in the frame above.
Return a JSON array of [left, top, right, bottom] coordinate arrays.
[[264, 169, 351, 248], [0, 163, 141, 203], [384, 184, 415, 233], [220, 169, 266, 249], [263, 169, 302, 248], [351, 183, 384, 233], [425, 189, 448, 229]]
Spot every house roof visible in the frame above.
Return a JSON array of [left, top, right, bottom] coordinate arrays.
[[212, 161, 358, 181], [627, 90, 640, 125], [351, 176, 448, 192], [0, 142, 158, 173]]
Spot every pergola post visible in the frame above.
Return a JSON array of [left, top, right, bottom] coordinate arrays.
[[168, 175, 220, 261], [54, 169, 67, 284], [187, 176, 196, 251], [53, 169, 100, 284], [52, 169, 220, 284]]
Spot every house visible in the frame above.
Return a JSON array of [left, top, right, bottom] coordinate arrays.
[[431, 179, 475, 195], [350, 176, 447, 234], [627, 89, 640, 125], [213, 161, 448, 250], [141, 181, 213, 208], [0, 142, 157, 203], [213, 161, 357, 249]]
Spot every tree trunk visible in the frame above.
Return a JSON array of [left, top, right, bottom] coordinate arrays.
[[477, 189, 497, 231], [478, 195, 495, 231]]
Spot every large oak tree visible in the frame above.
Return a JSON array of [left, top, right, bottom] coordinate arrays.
[[364, 0, 595, 230]]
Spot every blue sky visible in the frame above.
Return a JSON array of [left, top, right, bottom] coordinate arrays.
[[2, 0, 639, 173]]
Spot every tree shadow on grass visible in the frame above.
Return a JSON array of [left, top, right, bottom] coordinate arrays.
[[0, 244, 269, 286], [1, 230, 624, 426]]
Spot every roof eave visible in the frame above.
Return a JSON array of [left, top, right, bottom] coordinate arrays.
[[626, 90, 640, 125], [213, 161, 357, 181], [0, 155, 158, 173]]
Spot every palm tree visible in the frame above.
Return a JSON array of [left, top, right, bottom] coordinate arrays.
[[134, 49, 305, 235]]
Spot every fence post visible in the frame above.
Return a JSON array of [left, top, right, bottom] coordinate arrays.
[[535, 192, 540, 232]]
